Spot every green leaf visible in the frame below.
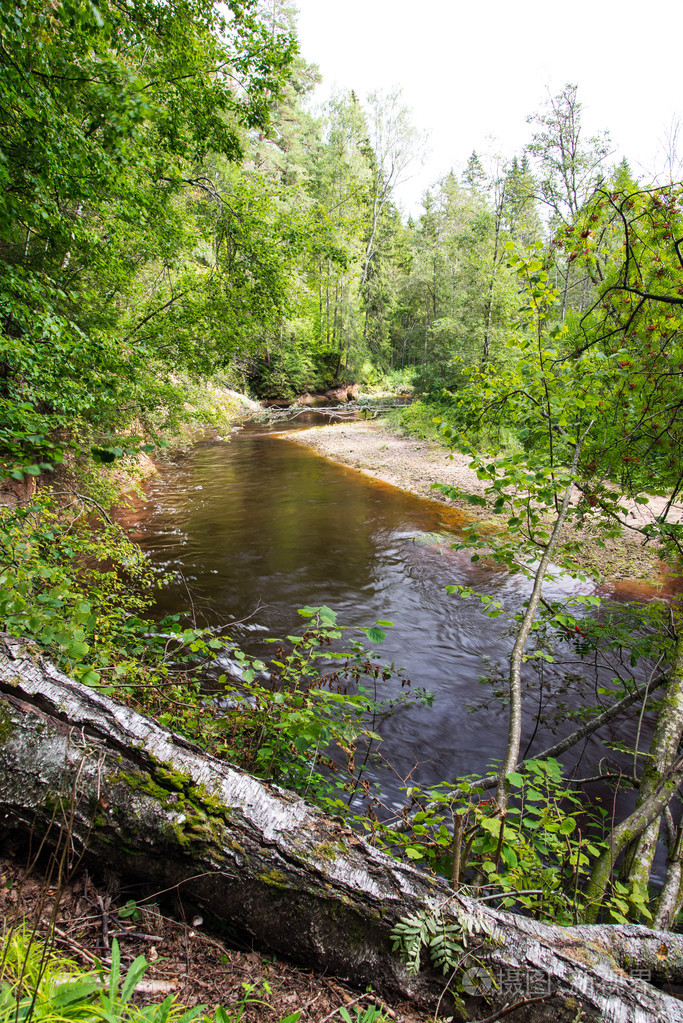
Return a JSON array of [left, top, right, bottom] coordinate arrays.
[[108, 939, 121, 998], [120, 954, 148, 1003], [51, 981, 101, 1008], [500, 845, 518, 868], [364, 626, 386, 644], [67, 641, 90, 659], [79, 670, 101, 686], [405, 846, 425, 860], [174, 1006, 207, 1023], [317, 605, 337, 625]]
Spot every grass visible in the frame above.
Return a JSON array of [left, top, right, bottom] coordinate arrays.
[[0, 929, 389, 1023], [387, 398, 524, 456]]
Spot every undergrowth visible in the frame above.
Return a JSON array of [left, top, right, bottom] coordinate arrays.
[[0, 930, 309, 1023], [389, 398, 523, 456]]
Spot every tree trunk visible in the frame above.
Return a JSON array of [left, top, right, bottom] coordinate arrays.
[[2, 636, 683, 1022], [496, 431, 589, 813], [621, 632, 683, 904]]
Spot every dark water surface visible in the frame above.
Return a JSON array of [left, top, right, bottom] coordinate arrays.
[[119, 417, 653, 806]]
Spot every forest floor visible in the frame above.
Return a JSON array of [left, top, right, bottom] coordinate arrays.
[[282, 419, 682, 588], [0, 850, 432, 1023]]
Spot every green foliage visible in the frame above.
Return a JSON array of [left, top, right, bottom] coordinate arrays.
[[564, 185, 683, 535], [412, 206, 683, 924], [391, 398, 523, 455], [377, 758, 644, 926], [357, 365, 413, 395], [426, 245, 655, 575], [0, 932, 203, 1023], [0, 499, 160, 690], [388, 160, 540, 380], [0, 930, 306, 1023], [432, 190, 683, 564], [0, 494, 251, 738], [0, 0, 297, 476], [390, 902, 495, 977], [0, 487, 425, 810], [206, 606, 431, 806], [3, 9, 680, 939], [337, 1006, 386, 1023], [248, 325, 330, 400]]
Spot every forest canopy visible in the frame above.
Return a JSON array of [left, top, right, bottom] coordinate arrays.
[[2, 0, 668, 475]]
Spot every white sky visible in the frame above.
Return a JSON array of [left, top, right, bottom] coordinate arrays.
[[293, 0, 683, 217]]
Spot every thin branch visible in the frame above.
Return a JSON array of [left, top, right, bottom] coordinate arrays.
[[122, 293, 186, 344], [496, 422, 592, 812]]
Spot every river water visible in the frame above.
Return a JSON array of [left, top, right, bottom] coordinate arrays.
[[119, 415, 658, 808]]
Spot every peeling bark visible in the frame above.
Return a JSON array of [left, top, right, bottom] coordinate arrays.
[[2, 636, 683, 1022]]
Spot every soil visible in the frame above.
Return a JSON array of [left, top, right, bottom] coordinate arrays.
[[281, 419, 682, 588], [0, 849, 430, 1023]]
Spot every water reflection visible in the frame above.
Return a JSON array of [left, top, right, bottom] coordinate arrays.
[[118, 422, 659, 807]]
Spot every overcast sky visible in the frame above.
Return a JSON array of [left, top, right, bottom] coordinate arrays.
[[292, 0, 682, 217]]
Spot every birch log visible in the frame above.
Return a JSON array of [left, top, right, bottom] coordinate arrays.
[[1, 635, 683, 1023]]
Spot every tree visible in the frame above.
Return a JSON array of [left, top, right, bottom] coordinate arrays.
[[5, 635, 683, 1023], [0, 0, 296, 477], [359, 90, 421, 292], [298, 91, 373, 382], [526, 84, 612, 224], [431, 180, 683, 927], [390, 157, 536, 382], [562, 183, 683, 918], [503, 155, 543, 247], [463, 151, 487, 192], [526, 83, 612, 317]]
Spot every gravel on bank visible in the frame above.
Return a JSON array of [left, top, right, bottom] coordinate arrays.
[[281, 420, 677, 588], [280, 419, 484, 502]]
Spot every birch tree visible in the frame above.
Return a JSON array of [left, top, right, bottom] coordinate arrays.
[[432, 181, 683, 921]]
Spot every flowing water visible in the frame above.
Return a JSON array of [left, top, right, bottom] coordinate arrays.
[[119, 414, 662, 808]]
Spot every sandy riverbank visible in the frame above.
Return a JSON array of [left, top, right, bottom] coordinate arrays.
[[281, 419, 679, 587], [282, 419, 485, 502]]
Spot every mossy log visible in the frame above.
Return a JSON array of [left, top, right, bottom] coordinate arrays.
[[2, 635, 683, 1022]]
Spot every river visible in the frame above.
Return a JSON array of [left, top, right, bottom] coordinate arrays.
[[119, 414, 657, 809]]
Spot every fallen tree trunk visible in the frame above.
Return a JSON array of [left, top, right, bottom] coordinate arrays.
[[1, 635, 683, 1022]]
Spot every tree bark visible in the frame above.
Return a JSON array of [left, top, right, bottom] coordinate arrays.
[[621, 631, 683, 904], [2, 636, 683, 1022], [496, 430, 589, 812]]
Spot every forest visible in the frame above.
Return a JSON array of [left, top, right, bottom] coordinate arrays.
[[3, 0, 683, 1021]]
